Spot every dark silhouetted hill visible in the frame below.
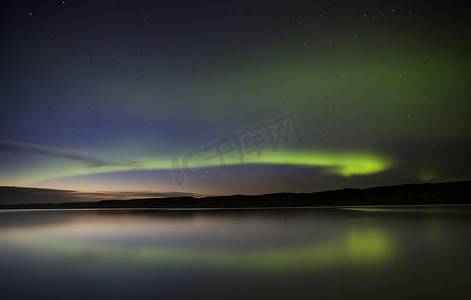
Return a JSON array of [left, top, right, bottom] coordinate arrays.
[[0, 181, 470, 209]]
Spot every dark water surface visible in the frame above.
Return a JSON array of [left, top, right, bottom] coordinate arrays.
[[1, 205, 470, 299]]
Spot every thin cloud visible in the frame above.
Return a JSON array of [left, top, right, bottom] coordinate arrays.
[[0, 186, 198, 205], [0, 139, 142, 168]]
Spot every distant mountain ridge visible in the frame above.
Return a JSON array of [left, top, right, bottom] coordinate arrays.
[[1, 181, 470, 209]]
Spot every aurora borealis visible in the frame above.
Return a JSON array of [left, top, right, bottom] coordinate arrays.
[[1, 1, 470, 201]]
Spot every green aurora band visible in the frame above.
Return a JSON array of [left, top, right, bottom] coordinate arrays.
[[3, 148, 392, 186]]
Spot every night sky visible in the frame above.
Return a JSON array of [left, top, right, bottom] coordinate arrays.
[[1, 1, 470, 200]]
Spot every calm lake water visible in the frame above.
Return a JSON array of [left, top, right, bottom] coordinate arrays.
[[1, 205, 471, 299]]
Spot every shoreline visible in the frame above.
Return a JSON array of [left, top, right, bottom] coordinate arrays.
[[1, 181, 470, 210]]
